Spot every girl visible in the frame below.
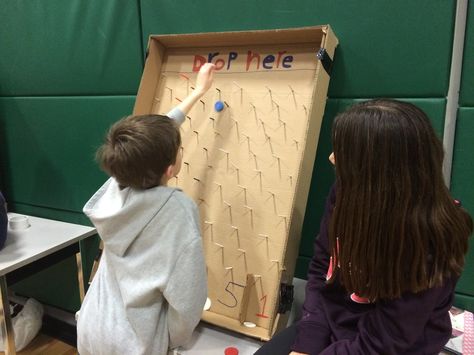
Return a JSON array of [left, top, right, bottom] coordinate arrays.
[[255, 99, 472, 355]]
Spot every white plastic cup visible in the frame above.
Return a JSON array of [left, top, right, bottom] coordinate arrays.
[[9, 216, 30, 230]]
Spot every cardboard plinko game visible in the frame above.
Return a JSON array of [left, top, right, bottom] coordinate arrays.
[[134, 26, 338, 340]]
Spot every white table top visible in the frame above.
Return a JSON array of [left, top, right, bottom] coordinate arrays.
[[0, 213, 96, 276]]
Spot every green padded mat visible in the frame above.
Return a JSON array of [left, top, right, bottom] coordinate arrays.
[[0, 96, 136, 212], [140, 0, 455, 98], [460, 2, 474, 106], [0, 1, 143, 96]]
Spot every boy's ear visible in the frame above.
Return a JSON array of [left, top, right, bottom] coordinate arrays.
[[164, 165, 174, 180]]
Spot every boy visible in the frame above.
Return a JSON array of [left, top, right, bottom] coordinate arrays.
[[77, 63, 215, 355]]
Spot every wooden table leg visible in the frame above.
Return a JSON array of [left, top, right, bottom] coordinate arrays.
[[0, 276, 16, 354], [76, 251, 85, 303]]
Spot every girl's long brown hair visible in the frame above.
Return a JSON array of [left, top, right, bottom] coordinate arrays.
[[328, 99, 472, 300]]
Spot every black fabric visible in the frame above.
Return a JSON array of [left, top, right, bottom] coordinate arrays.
[[254, 324, 298, 355]]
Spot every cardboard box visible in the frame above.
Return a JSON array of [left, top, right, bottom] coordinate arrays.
[[134, 25, 338, 341]]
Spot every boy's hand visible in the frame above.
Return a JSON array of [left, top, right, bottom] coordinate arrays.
[[194, 63, 215, 96], [169, 63, 215, 116]]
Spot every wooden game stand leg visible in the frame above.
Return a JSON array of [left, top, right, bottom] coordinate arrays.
[[0, 276, 16, 354], [88, 240, 104, 286], [239, 274, 254, 325], [76, 252, 85, 302]]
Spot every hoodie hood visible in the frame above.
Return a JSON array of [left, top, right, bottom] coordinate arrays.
[[83, 178, 177, 257]]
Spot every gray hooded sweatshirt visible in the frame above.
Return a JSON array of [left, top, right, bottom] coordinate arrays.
[[78, 109, 206, 355]]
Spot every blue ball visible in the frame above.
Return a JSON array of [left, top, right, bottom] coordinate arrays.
[[214, 101, 225, 112]]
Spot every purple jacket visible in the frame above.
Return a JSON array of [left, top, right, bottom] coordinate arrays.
[[292, 186, 455, 355]]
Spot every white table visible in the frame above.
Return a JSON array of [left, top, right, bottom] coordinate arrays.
[[0, 213, 96, 355]]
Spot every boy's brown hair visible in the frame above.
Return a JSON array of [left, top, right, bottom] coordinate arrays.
[[96, 114, 181, 189], [328, 99, 472, 300]]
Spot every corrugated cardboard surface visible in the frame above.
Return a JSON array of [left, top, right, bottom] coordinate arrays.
[[134, 26, 338, 340]]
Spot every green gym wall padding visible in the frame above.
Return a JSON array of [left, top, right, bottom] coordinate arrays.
[[455, 293, 474, 314], [11, 256, 83, 312], [460, 2, 474, 106], [1, 0, 473, 312], [0, 96, 136, 212], [451, 108, 474, 302], [0, 1, 143, 96], [140, 0, 455, 98]]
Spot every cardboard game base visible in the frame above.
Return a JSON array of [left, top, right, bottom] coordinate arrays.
[[134, 26, 338, 341]]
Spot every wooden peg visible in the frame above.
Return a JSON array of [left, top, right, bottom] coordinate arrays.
[[214, 242, 225, 264], [224, 201, 233, 224], [216, 88, 221, 101], [302, 104, 308, 116], [200, 99, 205, 111], [204, 221, 214, 241], [251, 152, 258, 170], [271, 259, 281, 271], [243, 134, 251, 153], [265, 134, 274, 154], [203, 147, 209, 163], [267, 191, 277, 213], [165, 87, 173, 102], [233, 119, 239, 139], [225, 266, 234, 282], [213, 182, 223, 202], [289, 85, 297, 108], [293, 139, 299, 151], [183, 161, 190, 173], [265, 86, 273, 107], [175, 97, 182, 102], [224, 101, 230, 108], [238, 249, 247, 271], [279, 119, 287, 141], [231, 225, 241, 249], [259, 119, 267, 136], [209, 116, 215, 128], [192, 130, 199, 144], [278, 215, 288, 232], [255, 170, 263, 191], [273, 101, 281, 120], [193, 177, 201, 183], [238, 184, 247, 204], [273, 154, 282, 178], [187, 115, 192, 129], [250, 103, 258, 123], [219, 148, 230, 170], [288, 175, 293, 186], [232, 163, 241, 184], [244, 205, 254, 228], [232, 81, 243, 104]]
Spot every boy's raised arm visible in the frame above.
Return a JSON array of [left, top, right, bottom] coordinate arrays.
[[164, 63, 216, 124]]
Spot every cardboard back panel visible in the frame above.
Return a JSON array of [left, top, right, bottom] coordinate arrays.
[[134, 26, 337, 340]]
